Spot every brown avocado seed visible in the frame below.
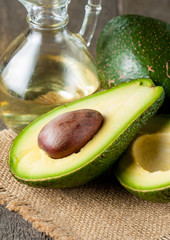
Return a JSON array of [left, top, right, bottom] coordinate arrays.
[[38, 109, 103, 159]]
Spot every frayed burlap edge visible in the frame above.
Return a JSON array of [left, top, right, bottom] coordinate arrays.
[[0, 185, 74, 240], [0, 129, 74, 240]]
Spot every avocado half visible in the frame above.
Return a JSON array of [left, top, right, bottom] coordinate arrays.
[[8, 79, 164, 188], [114, 115, 170, 202], [96, 15, 170, 113]]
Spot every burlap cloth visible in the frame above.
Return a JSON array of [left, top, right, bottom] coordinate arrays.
[[0, 129, 169, 240]]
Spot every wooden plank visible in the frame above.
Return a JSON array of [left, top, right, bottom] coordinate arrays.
[[118, 0, 170, 23], [0, 205, 53, 240], [0, 0, 27, 54]]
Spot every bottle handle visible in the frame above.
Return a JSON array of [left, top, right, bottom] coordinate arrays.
[[79, 0, 102, 47]]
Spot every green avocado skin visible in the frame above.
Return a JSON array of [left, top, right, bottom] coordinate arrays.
[[121, 184, 170, 203], [11, 88, 165, 188], [97, 15, 170, 113], [114, 114, 170, 202]]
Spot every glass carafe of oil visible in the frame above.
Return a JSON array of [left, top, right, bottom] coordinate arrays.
[[0, 0, 102, 133]]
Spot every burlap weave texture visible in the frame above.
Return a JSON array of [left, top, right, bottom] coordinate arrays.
[[0, 129, 169, 240]]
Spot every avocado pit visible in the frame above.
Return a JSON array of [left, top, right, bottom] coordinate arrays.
[[38, 109, 103, 159]]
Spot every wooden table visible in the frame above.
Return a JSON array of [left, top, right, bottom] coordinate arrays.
[[0, 0, 169, 239]]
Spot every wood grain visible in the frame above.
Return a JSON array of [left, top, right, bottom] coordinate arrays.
[[0, 205, 52, 240], [118, 0, 170, 23]]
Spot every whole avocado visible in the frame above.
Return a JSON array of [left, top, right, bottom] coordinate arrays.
[[97, 15, 170, 113]]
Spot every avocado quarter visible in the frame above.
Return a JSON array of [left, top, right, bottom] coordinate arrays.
[[114, 115, 170, 202], [8, 79, 164, 188]]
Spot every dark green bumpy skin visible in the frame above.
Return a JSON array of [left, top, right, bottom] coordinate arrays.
[[11, 88, 165, 188], [97, 15, 170, 113]]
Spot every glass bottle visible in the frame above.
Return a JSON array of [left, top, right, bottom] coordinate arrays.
[[0, 0, 102, 133]]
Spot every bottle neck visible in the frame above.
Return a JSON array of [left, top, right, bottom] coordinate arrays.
[[19, 0, 70, 30]]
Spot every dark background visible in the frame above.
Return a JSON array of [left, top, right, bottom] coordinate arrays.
[[0, 0, 169, 239]]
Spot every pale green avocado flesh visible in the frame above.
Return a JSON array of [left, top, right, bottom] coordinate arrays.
[[8, 79, 164, 188], [114, 115, 170, 202]]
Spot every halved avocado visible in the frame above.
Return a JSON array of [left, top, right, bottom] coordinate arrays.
[[8, 79, 164, 188], [114, 115, 170, 202]]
